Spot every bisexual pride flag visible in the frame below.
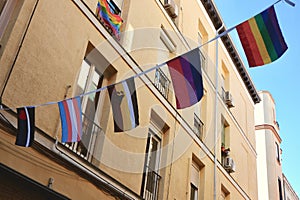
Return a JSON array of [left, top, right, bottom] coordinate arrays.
[[167, 48, 204, 109]]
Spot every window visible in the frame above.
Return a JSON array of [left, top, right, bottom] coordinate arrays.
[[65, 43, 116, 161], [193, 114, 204, 140], [142, 129, 161, 200], [221, 185, 230, 200], [65, 59, 105, 161], [197, 32, 203, 45], [276, 142, 280, 163], [220, 75, 226, 101], [220, 62, 229, 102], [198, 32, 207, 72], [190, 184, 198, 200], [190, 161, 200, 200], [0, 0, 17, 39], [154, 68, 170, 99], [221, 118, 230, 163], [278, 178, 283, 200], [198, 19, 208, 72], [221, 118, 229, 149], [107, 0, 121, 15]]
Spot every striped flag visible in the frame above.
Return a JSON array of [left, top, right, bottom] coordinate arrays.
[[108, 78, 139, 132], [96, 0, 123, 38], [167, 48, 204, 109], [58, 97, 83, 143], [16, 107, 35, 147], [236, 5, 288, 67]]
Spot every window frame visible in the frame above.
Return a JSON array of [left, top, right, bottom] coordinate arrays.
[[190, 183, 198, 200], [141, 128, 162, 200], [275, 142, 281, 163], [278, 177, 283, 200], [193, 114, 204, 140], [65, 58, 107, 162]]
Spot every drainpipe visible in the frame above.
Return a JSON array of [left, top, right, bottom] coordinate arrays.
[[213, 23, 224, 200]]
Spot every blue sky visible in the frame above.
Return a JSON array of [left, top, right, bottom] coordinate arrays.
[[214, 0, 300, 196]]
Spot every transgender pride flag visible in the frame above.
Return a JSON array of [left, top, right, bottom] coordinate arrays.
[[58, 97, 83, 143]]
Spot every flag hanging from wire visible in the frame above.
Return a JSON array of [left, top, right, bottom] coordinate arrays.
[[58, 97, 83, 143], [16, 107, 35, 147], [236, 5, 288, 67], [108, 78, 139, 132], [167, 48, 204, 109]]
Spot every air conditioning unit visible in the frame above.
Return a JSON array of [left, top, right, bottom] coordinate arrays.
[[225, 91, 234, 108], [163, 0, 179, 18], [224, 157, 236, 173]]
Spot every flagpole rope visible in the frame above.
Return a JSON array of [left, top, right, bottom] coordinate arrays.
[[0, 0, 290, 111], [0, 32, 226, 111]]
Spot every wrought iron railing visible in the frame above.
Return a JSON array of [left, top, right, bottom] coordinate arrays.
[[64, 113, 104, 162], [144, 166, 161, 200], [154, 68, 170, 99]]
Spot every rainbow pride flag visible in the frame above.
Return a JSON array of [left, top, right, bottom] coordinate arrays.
[[236, 6, 287, 67], [97, 0, 123, 38], [167, 48, 204, 109]]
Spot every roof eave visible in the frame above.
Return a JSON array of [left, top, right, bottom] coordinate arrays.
[[201, 0, 261, 104]]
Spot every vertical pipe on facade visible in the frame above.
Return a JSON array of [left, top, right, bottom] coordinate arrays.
[[166, 113, 178, 200], [213, 24, 223, 200]]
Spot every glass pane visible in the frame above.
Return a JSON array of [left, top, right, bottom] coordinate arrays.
[[144, 133, 161, 199], [76, 60, 90, 95], [221, 122, 225, 147], [149, 137, 159, 171], [190, 184, 198, 200]]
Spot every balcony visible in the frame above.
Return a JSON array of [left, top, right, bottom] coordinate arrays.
[[143, 166, 161, 200], [64, 113, 104, 162], [96, 0, 122, 39], [154, 68, 170, 99]]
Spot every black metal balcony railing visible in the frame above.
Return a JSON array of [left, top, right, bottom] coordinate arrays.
[[64, 113, 103, 161], [154, 68, 170, 99], [144, 167, 161, 200]]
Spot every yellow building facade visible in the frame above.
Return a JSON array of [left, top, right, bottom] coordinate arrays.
[[0, 0, 260, 199]]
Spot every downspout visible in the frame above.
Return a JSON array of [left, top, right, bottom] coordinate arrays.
[[213, 23, 224, 200]]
